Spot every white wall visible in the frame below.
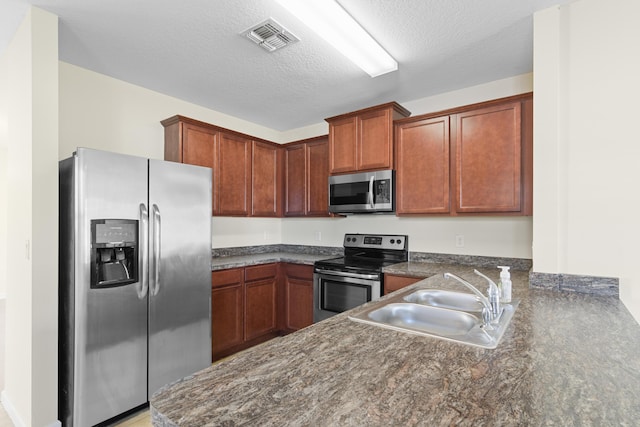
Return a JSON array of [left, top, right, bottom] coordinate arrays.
[[533, 0, 640, 323], [0, 24, 7, 300], [2, 7, 59, 427]]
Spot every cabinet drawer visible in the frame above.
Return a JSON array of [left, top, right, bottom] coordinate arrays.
[[284, 264, 313, 281], [245, 263, 278, 281], [212, 268, 243, 289]]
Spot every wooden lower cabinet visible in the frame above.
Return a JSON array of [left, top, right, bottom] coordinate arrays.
[[211, 262, 316, 360], [244, 264, 278, 340], [211, 268, 244, 359], [211, 264, 278, 361], [384, 274, 425, 295], [282, 264, 314, 332]]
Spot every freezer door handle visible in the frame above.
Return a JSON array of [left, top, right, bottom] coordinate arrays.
[[138, 203, 149, 299], [151, 203, 161, 296]]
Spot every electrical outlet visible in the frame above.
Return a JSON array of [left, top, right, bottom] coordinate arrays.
[[315, 231, 322, 241], [455, 235, 465, 248]]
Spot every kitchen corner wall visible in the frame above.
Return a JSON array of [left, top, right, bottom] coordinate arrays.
[[2, 7, 59, 426], [533, 0, 640, 323]]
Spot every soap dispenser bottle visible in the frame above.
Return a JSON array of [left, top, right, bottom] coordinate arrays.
[[498, 266, 512, 303]]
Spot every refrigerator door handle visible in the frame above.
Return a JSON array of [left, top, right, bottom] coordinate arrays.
[[138, 203, 149, 299], [151, 203, 161, 296]]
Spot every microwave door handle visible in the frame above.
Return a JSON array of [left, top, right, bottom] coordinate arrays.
[[368, 176, 375, 208]]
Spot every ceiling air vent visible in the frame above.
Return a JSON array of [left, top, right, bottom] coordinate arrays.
[[241, 18, 299, 52]]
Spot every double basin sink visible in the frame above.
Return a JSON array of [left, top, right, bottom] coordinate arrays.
[[349, 285, 518, 349]]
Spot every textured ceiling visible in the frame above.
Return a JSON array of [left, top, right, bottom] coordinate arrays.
[[1, 0, 569, 131]]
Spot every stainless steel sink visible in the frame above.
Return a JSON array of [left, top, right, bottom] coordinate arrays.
[[403, 289, 483, 313], [349, 286, 518, 349], [367, 303, 478, 337]]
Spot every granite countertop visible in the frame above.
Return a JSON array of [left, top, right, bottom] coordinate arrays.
[[211, 252, 338, 271], [151, 264, 640, 426]]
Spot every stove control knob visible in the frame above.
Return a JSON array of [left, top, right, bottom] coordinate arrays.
[[397, 239, 403, 245], [390, 239, 395, 244]]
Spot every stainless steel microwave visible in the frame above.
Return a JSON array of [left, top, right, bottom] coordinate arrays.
[[328, 170, 395, 214]]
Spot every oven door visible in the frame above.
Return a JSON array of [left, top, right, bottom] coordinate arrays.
[[313, 269, 381, 323]]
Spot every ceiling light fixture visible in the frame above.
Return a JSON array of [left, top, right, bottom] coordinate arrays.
[[275, 0, 398, 77]]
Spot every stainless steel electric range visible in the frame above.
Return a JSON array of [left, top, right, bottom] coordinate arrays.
[[313, 233, 409, 322]]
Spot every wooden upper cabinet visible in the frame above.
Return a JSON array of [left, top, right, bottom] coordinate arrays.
[[284, 136, 329, 217], [217, 132, 252, 216], [326, 102, 410, 174], [395, 116, 450, 214], [162, 115, 278, 217], [394, 93, 533, 216], [162, 118, 217, 215], [284, 144, 306, 216], [328, 116, 357, 174], [454, 102, 522, 213], [306, 138, 329, 216], [182, 123, 216, 169], [358, 108, 394, 171], [251, 141, 282, 217]]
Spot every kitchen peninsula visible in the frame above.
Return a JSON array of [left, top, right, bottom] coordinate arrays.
[[151, 267, 640, 426]]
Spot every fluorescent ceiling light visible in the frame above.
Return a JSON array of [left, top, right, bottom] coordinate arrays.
[[276, 0, 398, 77]]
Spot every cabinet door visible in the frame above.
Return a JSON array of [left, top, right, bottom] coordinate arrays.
[[182, 124, 216, 215], [252, 141, 282, 217], [396, 116, 450, 214], [306, 138, 329, 216], [283, 264, 314, 331], [211, 269, 244, 358], [358, 108, 392, 171], [329, 116, 358, 174], [217, 132, 251, 216], [384, 274, 423, 295], [245, 278, 277, 340], [454, 102, 522, 213], [284, 144, 306, 216]]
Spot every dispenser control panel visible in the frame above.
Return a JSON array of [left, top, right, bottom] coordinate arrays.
[[90, 219, 139, 288]]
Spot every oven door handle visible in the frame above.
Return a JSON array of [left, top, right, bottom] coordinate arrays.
[[315, 269, 380, 280]]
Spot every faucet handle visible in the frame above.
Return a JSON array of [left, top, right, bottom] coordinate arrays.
[[474, 269, 501, 320], [473, 269, 498, 291]]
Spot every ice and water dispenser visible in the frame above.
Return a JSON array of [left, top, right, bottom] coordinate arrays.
[[90, 219, 139, 288]]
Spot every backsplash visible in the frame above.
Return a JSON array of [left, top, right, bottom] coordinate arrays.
[[409, 252, 532, 271], [212, 244, 343, 258], [529, 272, 619, 297]]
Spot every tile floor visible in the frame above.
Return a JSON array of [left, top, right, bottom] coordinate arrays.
[[114, 409, 151, 427], [0, 405, 12, 427]]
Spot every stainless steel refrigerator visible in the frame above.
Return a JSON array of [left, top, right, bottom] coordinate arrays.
[[59, 148, 212, 426]]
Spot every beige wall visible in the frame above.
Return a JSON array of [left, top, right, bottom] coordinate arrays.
[[0, 26, 7, 300], [282, 74, 534, 257], [2, 7, 59, 427], [533, 0, 640, 323], [61, 63, 534, 257]]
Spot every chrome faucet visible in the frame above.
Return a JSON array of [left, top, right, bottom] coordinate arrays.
[[443, 270, 502, 327]]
